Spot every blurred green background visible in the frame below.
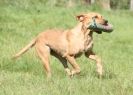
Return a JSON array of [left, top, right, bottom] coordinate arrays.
[[0, 0, 133, 95]]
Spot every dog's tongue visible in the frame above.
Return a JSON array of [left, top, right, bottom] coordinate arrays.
[[101, 23, 113, 32]]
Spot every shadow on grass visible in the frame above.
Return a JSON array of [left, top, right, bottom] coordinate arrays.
[[1, 58, 117, 80], [94, 70, 117, 79], [74, 70, 117, 80]]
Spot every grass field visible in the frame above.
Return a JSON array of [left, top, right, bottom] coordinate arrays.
[[0, 1, 133, 95]]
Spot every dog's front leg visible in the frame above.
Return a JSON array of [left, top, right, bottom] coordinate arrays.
[[57, 56, 71, 76], [85, 51, 103, 77], [66, 55, 80, 76]]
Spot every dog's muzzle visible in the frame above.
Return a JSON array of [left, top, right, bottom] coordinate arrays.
[[87, 18, 113, 34]]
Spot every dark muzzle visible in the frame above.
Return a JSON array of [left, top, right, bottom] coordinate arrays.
[[87, 18, 114, 34]]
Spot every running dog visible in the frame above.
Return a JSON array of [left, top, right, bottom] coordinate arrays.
[[13, 12, 110, 78]]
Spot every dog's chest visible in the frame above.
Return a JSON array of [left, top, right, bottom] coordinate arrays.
[[67, 32, 85, 54], [84, 31, 93, 51], [68, 31, 93, 55]]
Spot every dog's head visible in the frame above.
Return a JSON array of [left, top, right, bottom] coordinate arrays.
[[77, 12, 113, 34]]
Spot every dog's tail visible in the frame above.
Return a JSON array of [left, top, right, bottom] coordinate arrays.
[[12, 39, 36, 59]]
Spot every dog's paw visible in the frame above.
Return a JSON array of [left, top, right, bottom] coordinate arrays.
[[65, 68, 71, 76], [69, 69, 81, 78]]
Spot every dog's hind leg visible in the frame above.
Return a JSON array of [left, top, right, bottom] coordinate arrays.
[[35, 44, 51, 78], [85, 51, 103, 77]]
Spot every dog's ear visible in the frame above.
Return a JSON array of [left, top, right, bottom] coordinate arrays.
[[76, 15, 85, 22]]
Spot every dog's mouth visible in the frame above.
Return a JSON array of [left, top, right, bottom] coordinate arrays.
[[95, 23, 113, 34], [88, 20, 113, 34]]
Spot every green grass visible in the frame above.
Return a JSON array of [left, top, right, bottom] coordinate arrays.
[[0, 1, 133, 95]]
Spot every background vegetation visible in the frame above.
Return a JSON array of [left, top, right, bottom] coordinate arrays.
[[0, 0, 133, 95]]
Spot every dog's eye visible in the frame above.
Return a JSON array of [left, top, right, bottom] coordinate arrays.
[[94, 16, 98, 18]]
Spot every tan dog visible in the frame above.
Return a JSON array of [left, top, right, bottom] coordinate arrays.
[[13, 12, 108, 78]]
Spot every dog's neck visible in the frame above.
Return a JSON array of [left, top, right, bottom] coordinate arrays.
[[71, 22, 92, 37], [71, 22, 83, 33]]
